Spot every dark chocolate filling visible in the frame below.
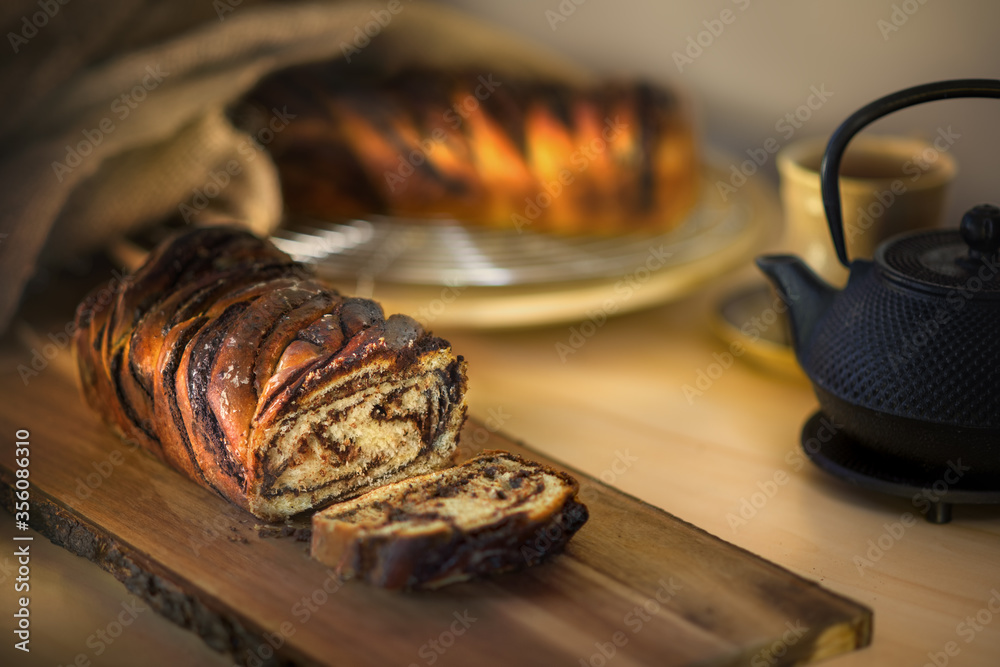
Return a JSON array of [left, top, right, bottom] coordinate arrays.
[[187, 301, 251, 490], [160, 316, 218, 493], [258, 375, 457, 498], [108, 348, 158, 445], [262, 418, 431, 496]]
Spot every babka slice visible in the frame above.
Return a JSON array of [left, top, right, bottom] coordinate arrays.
[[310, 450, 589, 590], [73, 225, 467, 520]]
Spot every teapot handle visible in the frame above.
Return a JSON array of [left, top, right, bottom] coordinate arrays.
[[821, 78, 1000, 267]]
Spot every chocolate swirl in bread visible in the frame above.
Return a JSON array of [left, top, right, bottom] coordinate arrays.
[[73, 226, 467, 520], [311, 450, 588, 590]]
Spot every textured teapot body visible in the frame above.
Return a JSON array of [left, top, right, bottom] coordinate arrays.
[[800, 257, 1000, 432], [757, 248, 1000, 473]]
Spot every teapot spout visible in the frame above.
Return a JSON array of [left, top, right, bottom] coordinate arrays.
[[755, 255, 837, 357]]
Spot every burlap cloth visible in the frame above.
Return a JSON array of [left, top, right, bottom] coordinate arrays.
[[0, 0, 589, 332]]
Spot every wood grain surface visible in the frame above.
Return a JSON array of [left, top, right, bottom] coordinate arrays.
[[0, 340, 870, 666]]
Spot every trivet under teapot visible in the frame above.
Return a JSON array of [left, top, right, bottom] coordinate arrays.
[[801, 411, 1000, 524]]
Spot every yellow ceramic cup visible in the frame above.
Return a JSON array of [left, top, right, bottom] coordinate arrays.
[[777, 134, 957, 285]]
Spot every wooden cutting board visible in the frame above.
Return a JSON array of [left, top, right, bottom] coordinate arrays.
[[0, 346, 871, 666]]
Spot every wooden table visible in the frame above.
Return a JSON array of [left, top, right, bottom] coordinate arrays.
[[444, 271, 1000, 667], [1, 266, 998, 666]]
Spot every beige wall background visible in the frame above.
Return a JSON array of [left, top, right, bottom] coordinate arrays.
[[438, 0, 1000, 240]]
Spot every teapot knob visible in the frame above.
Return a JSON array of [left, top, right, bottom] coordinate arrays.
[[960, 204, 1000, 262]]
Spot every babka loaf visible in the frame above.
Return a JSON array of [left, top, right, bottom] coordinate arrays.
[[235, 66, 700, 234], [72, 226, 467, 520], [310, 450, 589, 590]]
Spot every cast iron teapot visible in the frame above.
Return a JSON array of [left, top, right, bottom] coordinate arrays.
[[757, 79, 1000, 475]]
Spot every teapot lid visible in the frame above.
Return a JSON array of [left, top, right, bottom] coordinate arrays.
[[877, 204, 1000, 297]]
